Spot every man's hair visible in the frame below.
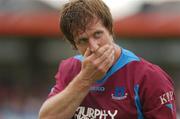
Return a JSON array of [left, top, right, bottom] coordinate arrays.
[[60, 0, 113, 49]]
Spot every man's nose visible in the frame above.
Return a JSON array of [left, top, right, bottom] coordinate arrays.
[[88, 38, 99, 52]]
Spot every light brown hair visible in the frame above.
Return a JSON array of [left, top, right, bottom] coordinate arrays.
[[60, 0, 113, 49]]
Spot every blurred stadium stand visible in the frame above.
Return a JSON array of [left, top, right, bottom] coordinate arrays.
[[0, 0, 180, 118]]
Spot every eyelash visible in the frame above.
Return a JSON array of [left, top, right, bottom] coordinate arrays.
[[76, 38, 88, 45], [76, 31, 102, 45], [94, 32, 102, 38]]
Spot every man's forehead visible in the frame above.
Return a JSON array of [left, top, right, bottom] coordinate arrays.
[[73, 19, 103, 42], [75, 20, 101, 36]]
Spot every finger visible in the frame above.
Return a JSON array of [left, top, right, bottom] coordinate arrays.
[[86, 45, 108, 60], [89, 43, 99, 53], [94, 44, 112, 58], [98, 49, 115, 72], [84, 48, 91, 58], [93, 47, 114, 69], [86, 45, 113, 66], [96, 45, 114, 63]]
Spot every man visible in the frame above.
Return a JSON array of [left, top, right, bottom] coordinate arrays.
[[39, 0, 176, 119]]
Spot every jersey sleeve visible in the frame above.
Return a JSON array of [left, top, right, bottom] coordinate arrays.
[[48, 61, 66, 98], [139, 65, 176, 119], [47, 58, 81, 98]]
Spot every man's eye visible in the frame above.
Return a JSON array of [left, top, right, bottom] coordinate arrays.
[[94, 32, 102, 38], [77, 38, 88, 45]]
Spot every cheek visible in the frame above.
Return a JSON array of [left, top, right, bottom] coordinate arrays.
[[101, 36, 113, 45], [77, 46, 87, 55]]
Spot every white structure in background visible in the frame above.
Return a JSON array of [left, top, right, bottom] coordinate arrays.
[[38, 0, 69, 10], [38, 0, 171, 20], [38, 0, 142, 19]]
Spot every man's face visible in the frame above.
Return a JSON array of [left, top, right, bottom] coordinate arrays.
[[74, 20, 113, 55]]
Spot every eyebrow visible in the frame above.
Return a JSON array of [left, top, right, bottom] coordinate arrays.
[[75, 29, 103, 42], [79, 37, 88, 41], [93, 30, 103, 34]]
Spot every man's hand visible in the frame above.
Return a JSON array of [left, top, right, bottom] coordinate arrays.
[[79, 44, 115, 84]]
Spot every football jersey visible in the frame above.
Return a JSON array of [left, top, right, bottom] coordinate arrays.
[[49, 48, 176, 119]]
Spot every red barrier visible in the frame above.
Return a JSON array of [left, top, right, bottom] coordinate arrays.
[[0, 12, 180, 37]]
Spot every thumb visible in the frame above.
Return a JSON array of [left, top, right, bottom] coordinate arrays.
[[84, 48, 91, 58]]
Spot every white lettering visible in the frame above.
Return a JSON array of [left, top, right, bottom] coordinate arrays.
[[166, 92, 170, 101], [87, 107, 94, 118], [99, 110, 108, 119], [108, 110, 118, 119], [160, 91, 174, 105], [90, 86, 105, 92], [79, 107, 85, 115], [169, 91, 174, 101], [160, 93, 167, 104], [74, 107, 118, 119], [94, 109, 101, 117]]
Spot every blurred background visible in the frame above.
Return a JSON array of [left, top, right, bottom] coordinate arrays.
[[0, 0, 180, 118]]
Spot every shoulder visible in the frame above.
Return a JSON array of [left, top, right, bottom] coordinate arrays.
[[119, 48, 161, 79], [133, 60, 176, 118], [120, 48, 172, 84], [55, 56, 82, 83], [48, 56, 82, 98], [58, 56, 82, 72], [121, 49, 174, 91], [130, 58, 173, 85], [129, 57, 175, 103]]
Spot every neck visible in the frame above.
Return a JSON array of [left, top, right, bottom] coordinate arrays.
[[112, 44, 121, 65]]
